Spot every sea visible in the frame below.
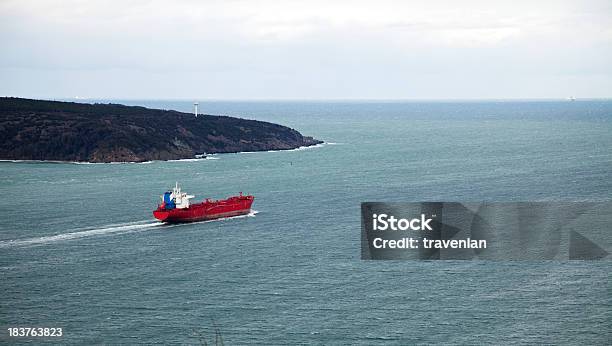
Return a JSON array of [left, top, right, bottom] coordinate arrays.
[[1, 100, 611, 344]]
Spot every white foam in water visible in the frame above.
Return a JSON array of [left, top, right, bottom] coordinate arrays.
[[166, 210, 260, 227], [285, 141, 343, 151], [0, 221, 163, 248], [240, 141, 337, 154], [1, 157, 217, 165], [0, 211, 259, 248], [167, 156, 220, 162], [0, 142, 340, 164], [0, 159, 69, 164], [207, 209, 259, 222], [167, 158, 205, 162], [287, 143, 325, 151]]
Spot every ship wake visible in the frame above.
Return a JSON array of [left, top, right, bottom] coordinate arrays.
[[0, 220, 163, 248], [0, 211, 259, 248], [201, 210, 259, 223], [163, 210, 260, 226]]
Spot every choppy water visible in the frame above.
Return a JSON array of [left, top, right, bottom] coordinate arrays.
[[1, 101, 611, 344]]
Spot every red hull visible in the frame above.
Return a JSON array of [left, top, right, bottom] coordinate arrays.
[[153, 195, 254, 223]]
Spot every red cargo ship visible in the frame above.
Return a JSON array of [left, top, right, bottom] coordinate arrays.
[[153, 183, 254, 223]]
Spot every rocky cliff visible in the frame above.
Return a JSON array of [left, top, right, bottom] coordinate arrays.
[[0, 98, 322, 162]]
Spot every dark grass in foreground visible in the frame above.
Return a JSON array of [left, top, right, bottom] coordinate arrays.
[[192, 321, 224, 346]]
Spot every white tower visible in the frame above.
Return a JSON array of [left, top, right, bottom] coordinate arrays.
[[194, 102, 199, 117]]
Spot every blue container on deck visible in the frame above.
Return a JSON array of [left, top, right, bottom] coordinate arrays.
[[163, 191, 176, 209]]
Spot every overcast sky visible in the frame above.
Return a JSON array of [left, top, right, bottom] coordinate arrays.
[[1, 0, 611, 99]]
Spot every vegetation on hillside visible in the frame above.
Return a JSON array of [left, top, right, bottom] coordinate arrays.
[[0, 97, 321, 162]]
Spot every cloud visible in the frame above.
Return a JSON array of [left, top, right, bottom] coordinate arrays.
[[0, 0, 611, 98]]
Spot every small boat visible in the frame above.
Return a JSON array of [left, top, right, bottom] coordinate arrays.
[[153, 182, 254, 223]]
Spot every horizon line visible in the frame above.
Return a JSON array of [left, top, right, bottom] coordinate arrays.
[[3, 96, 612, 103]]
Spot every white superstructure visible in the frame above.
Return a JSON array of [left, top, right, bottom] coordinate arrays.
[[165, 182, 195, 209]]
